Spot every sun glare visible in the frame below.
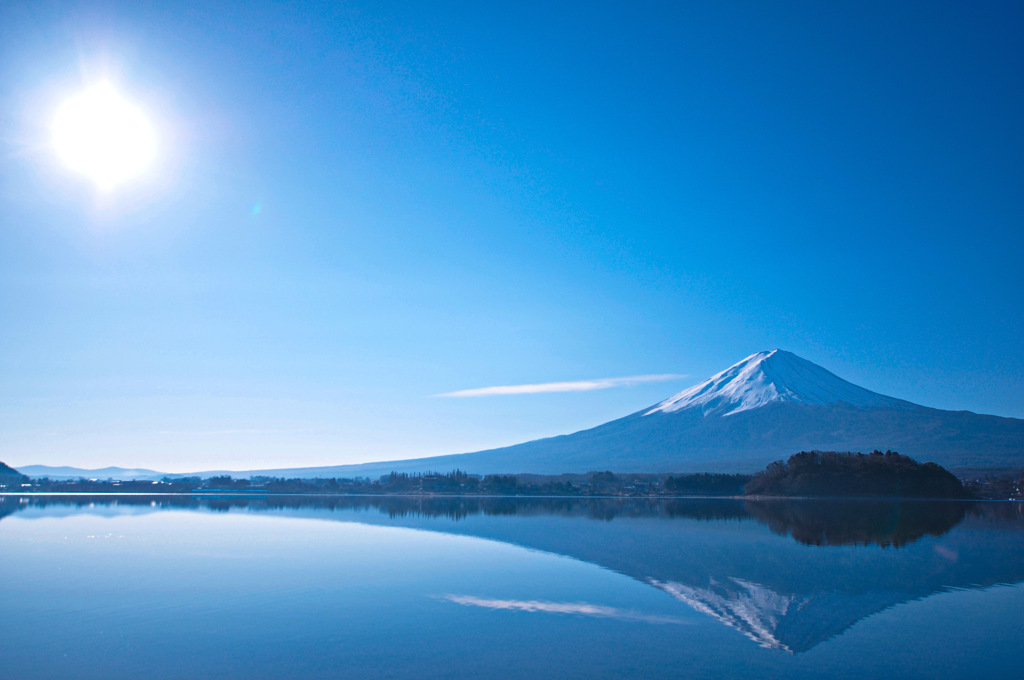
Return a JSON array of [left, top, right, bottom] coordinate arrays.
[[52, 82, 157, 191]]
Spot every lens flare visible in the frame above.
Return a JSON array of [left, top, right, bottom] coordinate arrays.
[[52, 82, 157, 191]]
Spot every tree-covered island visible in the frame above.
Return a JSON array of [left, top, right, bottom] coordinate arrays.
[[744, 450, 973, 498]]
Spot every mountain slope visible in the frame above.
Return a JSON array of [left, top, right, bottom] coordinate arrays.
[[275, 350, 1024, 477], [0, 461, 29, 486]]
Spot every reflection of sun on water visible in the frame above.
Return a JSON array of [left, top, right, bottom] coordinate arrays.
[[52, 81, 157, 191]]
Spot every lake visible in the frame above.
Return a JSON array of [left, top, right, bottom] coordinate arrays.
[[1, 495, 1022, 679]]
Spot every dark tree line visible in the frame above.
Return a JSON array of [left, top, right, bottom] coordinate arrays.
[[19, 469, 753, 497], [9, 453, 986, 500], [961, 470, 1024, 500], [665, 473, 750, 496]]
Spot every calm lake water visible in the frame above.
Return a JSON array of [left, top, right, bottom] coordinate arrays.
[[1, 495, 1022, 680]]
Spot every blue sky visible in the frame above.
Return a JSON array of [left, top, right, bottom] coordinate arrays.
[[2, 1, 1022, 471]]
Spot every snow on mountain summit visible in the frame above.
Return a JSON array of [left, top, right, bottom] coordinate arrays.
[[646, 350, 907, 417]]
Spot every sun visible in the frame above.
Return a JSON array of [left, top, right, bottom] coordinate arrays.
[[52, 82, 157, 191]]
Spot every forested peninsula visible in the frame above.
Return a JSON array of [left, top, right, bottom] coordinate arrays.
[[744, 450, 973, 499]]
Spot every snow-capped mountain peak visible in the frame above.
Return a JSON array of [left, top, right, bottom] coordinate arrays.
[[646, 350, 905, 417]]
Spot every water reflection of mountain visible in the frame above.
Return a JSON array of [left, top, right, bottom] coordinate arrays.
[[3, 495, 1023, 652]]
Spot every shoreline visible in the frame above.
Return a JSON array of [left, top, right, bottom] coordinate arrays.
[[1, 491, 1007, 502]]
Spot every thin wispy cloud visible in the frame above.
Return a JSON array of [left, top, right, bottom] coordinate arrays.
[[440, 594, 690, 625], [156, 428, 312, 436], [434, 374, 687, 398]]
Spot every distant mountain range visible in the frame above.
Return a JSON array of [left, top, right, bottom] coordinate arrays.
[[20, 350, 1024, 479], [16, 465, 167, 481]]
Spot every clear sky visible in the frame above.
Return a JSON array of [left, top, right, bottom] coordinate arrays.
[[2, 1, 1022, 472]]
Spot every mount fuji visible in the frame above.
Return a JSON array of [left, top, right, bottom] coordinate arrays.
[[402, 348, 1022, 474], [178, 349, 1024, 479], [644, 349, 911, 417]]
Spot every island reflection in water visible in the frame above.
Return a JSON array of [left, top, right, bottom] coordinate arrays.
[[1, 494, 1023, 677]]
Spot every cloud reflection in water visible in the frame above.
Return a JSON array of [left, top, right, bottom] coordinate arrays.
[[440, 594, 691, 625]]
